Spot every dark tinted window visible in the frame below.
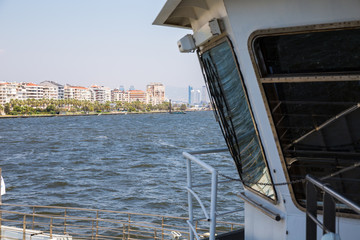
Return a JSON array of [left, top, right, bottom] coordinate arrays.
[[201, 40, 275, 200], [255, 29, 360, 76], [263, 80, 360, 208]]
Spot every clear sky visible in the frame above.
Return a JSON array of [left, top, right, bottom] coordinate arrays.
[[0, 0, 204, 101]]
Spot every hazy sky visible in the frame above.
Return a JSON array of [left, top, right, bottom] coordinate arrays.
[[0, 0, 204, 100]]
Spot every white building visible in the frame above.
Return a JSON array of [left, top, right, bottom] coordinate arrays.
[[90, 85, 111, 103], [39, 81, 64, 100], [64, 85, 91, 101], [0, 82, 17, 104], [111, 89, 129, 102], [22, 83, 44, 100]]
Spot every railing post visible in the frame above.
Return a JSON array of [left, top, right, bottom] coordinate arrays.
[[186, 158, 194, 240], [306, 181, 317, 240], [95, 210, 99, 240], [64, 208, 67, 234], [161, 216, 164, 240], [50, 218, 53, 239], [22, 215, 26, 240], [323, 192, 336, 234], [122, 224, 125, 240], [91, 220, 95, 240], [32, 207, 35, 230], [127, 214, 131, 239], [209, 169, 218, 240]]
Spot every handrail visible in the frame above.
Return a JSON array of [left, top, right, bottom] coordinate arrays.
[[0, 202, 242, 240], [305, 174, 360, 240], [237, 192, 281, 221], [187, 148, 229, 155], [306, 175, 360, 214], [183, 148, 243, 240]]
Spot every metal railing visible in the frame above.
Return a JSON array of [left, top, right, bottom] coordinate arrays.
[[0, 203, 241, 240], [0, 203, 191, 240], [305, 174, 360, 240], [183, 148, 243, 240]]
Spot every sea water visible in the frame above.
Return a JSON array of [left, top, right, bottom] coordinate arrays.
[[0, 111, 243, 222]]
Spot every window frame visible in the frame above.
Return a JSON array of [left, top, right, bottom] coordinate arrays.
[[198, 35, 278, 203], [248, 20, 360, 216]]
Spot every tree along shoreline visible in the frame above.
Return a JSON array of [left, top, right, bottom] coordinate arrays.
[[0, 99, 188, 117], [0, 110, 171, 119]]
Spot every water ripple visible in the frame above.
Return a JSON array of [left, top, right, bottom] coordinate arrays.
[[0, 112, 242, 222]]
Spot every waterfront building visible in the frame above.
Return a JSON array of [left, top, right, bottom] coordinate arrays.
[[89, 85, 111, 103], [64, 85, 91, 101], [16, 84, 27, 101], [22, 83, 44, 100], [111, 89, 129, 102], [129, 90, 147, 103], [39, 81, 64, 100], [0, 82, 17, 104], [146, 82, 165, 105], [0, 81, 166, 106], [103, 87, 112, 102]]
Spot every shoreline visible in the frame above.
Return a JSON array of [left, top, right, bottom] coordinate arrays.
[[0, 111, 171, 119]]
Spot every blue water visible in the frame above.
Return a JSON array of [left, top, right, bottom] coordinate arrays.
[[0, 111, 242, 221]]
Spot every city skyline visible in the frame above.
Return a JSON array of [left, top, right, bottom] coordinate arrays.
[[188, 85, 209, 105], [0, 1, 205, 101], [0, 81, 167, 105]]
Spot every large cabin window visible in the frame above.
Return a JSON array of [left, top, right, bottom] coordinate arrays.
[[251, 23, 360, 211], [199, 39, 276, 201], [255, 29, 360, 76]]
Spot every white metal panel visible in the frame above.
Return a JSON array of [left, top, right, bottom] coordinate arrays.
[[245, 202, 286, 240], [223, 0, 360, 239]]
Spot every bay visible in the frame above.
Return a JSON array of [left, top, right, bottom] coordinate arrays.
[[0, 111, 242, 221]]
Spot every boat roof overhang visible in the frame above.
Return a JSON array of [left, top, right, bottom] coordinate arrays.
[[153, 0, 209, 29]]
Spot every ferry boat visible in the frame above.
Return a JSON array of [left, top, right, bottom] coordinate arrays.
[[153, 0, 360, 240], [1, 1, 360, 240]]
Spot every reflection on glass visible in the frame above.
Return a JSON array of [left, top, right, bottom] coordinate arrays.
[[201, 40, 275, 200]]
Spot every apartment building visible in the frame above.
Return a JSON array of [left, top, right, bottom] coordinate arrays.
[[90, 85, 111, 103], [39, 81, 64, 100], [0, 82, 17, 104], [64, 85, 91, 101], [129, 90, 147, 103], [0, 81, 166, 105], [21, 83, 44, 100], [146, 83, 165, 105], [111, 89, 129, 102]]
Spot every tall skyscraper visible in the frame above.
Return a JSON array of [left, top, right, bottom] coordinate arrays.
[[201, 85, 208, 104], [119, 85, 125, 91], [188, 85, 193, 104], [129, 85, 135, 91], [194, 90, 201, 104]]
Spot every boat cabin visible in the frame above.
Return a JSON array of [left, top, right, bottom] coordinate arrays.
[[154, 0, 360, 239]]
